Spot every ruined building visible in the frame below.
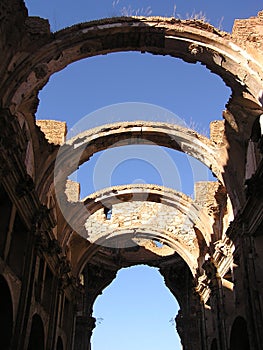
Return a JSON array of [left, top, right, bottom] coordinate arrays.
[[0, 1, 263, 349]]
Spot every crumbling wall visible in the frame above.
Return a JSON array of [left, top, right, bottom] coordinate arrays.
[[232, 11, 263, 67], [36, 120, 67, 145], [85, 200, 198, 252], [65, 179, 80, 202]]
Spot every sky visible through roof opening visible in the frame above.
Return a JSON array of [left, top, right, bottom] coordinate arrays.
[[24, 1, 262, 349], [92, 265, 181, 350]]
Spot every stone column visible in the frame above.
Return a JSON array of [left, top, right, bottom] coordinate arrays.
[[228, 215, 263, 350], [11, 224, 39, 349], [239, 233, 263, 350], [160, 261, 204, 350], [203, 259, 227, 350], [74, 263, 117, 350], [74, 315, 96, 350]]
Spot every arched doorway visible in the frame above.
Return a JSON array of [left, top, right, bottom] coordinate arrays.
[[211, 338, 218, 350], [56, 336, 64, 350], [230, 316, 250, 350], [27, 314, 45, 350], [91, 265, 181, 350], [0, 275, 13, 350]]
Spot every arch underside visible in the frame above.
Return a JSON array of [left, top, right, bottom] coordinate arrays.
[[54, 120, 223, 182], [39, 119, 225, 209], [50, 123, 229, 278], [7, 16, 261, 216], [5, 16, 263, 112], [1, 12, 247, 302], [65, 184, 218, 276], [2, 15, 261, 219], [52, 121, 228, 276]]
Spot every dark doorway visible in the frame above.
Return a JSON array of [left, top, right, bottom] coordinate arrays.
[[230, 316, 250, 350], [57, 336, 64, 350], [211, 338, 218, 350], [27, 314, 45, 350], [0, 275, 13, 350]]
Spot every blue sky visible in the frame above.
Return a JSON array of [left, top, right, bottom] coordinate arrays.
[[25, 0, 261, 33], [92, 265, 181, 350], [24, 1, 262, 349]]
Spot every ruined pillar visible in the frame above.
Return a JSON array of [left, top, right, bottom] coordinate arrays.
[[239, 234, 263, 350], [74, 315, 96, 350], [203, 259, 228, 350], [74, 263, 117, 349], [160, 261, 204, 350]]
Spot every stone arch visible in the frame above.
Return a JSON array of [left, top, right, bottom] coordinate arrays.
[[91, 265, 182, 349], [65, 184, 216, 276], [80, 257, 202, 350], [75, 184, 212, 235], [75, 227, 199, 276], [41, 120, 229, 217], [230, 316, 250, 350], [49, 121, 231, 237], [4, 17, 263, 114], [27, 314, 45, 350], [3, 16, 263, 212], [53, 120, 223, 184], [0, 275, 13, 350], [39, 120, 225, 201]]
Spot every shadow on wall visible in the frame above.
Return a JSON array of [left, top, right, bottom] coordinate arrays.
[[230, 316, 250, 350], [0, 275, 13, 350]]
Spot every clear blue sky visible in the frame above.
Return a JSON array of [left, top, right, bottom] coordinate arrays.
[[24, 1, 262, 349]]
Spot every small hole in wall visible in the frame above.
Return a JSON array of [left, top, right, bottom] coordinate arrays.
[[104, 207, 112, 220], [79, 273, 84, 286], [152, 239, 163, 248]]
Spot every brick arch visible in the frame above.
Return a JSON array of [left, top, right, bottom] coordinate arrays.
[[53, 120, 223, 184], [47, 123, 229, 278], [65, 184, 215, 276], [48, 120, 226, 210], [75, 227, 199, 276], [4, 17, 263, 113], [50, 121, 231, 236], [35, 120, 224, 208], [3, 16, 263, 211]]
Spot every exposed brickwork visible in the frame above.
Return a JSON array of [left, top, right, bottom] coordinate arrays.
[[66, 180, 80, 202], [25, 16, 50, 35], [36, 119, 67, 145], [85, 201, 198, 253], [232, 11, 263, 64], [210, 120, 226, 146]]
